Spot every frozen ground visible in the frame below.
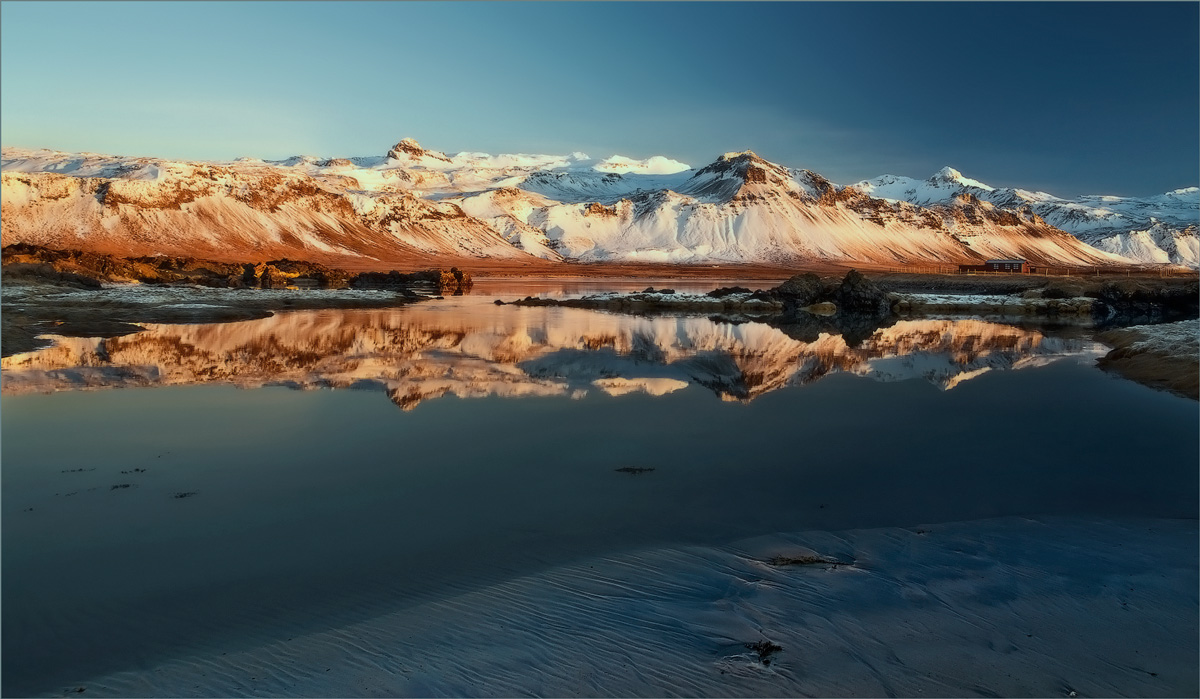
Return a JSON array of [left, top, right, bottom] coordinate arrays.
[[1, 282, 419, 307], [1108, 318, 1200, 358], [1097, 319, 1200, 399], [65, 516, 1197, 698]]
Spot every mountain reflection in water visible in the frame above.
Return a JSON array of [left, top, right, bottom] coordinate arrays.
[[0, 301, 1105, 408]]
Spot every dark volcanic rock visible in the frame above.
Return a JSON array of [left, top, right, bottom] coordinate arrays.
[[768, 270, 899, 346], [349, 267, 471, 293], [745, 640, 783, 666], [1, 244, 363, 289], [707, 286, 752, 298], [1039, 280, 1086, 300], [1, 262, 103, 289], [1, 243, 264, 287], [259, 259, 351, 288], [771, 273, 828, 308], [1090, 278, 1200, 324], [251, 263, 294, 289], [834, 269, 892, 315]]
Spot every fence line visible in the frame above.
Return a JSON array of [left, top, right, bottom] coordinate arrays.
[[875, 265, 1196, 278]]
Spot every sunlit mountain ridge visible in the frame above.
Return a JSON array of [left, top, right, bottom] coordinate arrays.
[[4, 139, 1192, 268]]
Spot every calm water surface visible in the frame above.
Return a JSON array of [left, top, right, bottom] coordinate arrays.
[[3, 283, 1197, 695]]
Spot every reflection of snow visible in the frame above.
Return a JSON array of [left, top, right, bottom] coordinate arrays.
[[592, 377, 690, 397], [1, 304, 1106, 409]]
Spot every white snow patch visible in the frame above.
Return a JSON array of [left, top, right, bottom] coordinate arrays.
[[594, 155, 691, 175], [591, 377, 690, 396]]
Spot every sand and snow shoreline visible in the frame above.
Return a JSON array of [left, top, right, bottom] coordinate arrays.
[[1098, 319, 1200, 400], [56, 516, 1197, 698]]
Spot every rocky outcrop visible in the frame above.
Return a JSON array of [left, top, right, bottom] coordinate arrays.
[[507, 270, 898, 333], [583, 202, 617, 217], [0, 244, 365, 289], [508, 290, 782, 314], [834, 270, 892, 315], [771, 273, 833, 308], [1, 262, 103, 290], [2, 244, 477, 295], [2, 243, 246, 286], [1090, 278, 1200, 324], [387, 138, 451, 163], [891, 294, 1098, 319], [770, 270, 892, 316], [248, 259, 353, 288], [349, 267, 472, 292], [763, 271, 897, 346]]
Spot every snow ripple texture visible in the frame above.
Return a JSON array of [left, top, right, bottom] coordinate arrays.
[[69, 517, 1198, 698]]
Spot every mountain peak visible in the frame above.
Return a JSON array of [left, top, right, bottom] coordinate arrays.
[[930, 166, 994, 192], [386, 138, 449, 162], [932, 166, 964, 182], [593, 155, 690, 175], [677, 150, 800, 202], [719, 150, 762, 163]]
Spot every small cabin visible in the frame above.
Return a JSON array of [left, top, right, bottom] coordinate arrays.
[[958, 259, 1028, 273], [985, 259, 1028, 273]]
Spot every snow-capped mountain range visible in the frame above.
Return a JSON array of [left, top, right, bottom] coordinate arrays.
[[856, 167, 1198, 266], [2, 138, 1195, 267]]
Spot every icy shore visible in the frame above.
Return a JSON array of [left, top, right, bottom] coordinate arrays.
[[1098, 319, 1200, 399], [64, 516, 1197, 698]]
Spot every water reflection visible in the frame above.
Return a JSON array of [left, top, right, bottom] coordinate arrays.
[[1, 302, 1105, 408]]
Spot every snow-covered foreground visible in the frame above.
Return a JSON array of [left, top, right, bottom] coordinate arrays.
[[5, 138, 1191, 268], [66, 516, 1199, 697], [1096, 319, 1200, 400], [1107, 318, 1200, 359]]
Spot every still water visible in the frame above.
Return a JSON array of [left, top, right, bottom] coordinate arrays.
[[2, 284, 1197, 696]]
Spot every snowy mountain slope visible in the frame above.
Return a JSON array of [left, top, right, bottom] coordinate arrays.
[[520, 169, 693, 205], [855, 167, 996, 206], [1077, 222, 1198, 266], [857, 169, 1199, 266], [0, 140, 1169, 268], [0, 159, 530, 264], [454, 188, 563, 260], [451, 151, 1127, 265]]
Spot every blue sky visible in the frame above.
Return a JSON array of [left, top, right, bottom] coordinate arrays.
[[2, 1, 1196, 196]]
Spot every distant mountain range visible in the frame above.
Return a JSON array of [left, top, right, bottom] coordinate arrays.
[[2, 139, 1195, 268]]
